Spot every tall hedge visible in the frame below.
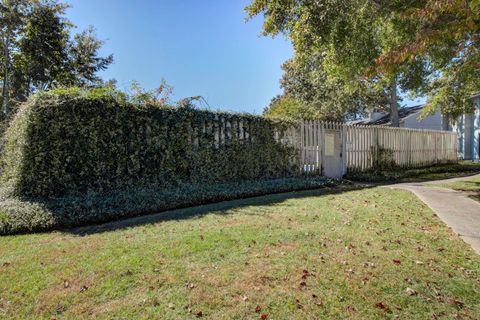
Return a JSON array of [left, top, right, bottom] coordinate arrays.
[[1, 89, 298, 197]]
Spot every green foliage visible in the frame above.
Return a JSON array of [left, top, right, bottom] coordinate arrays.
[[0, 176, 333, 235], [263, 95, 311, 120], [370, 145, 396, 171], [245, 0, 430, 126], [279, 57, 387, 121], [65, 26, 113, 87], [1, 1, 113, 117], [129, 79, 173, 107], [246, 0, 480, 120], [12, 1, 70, 100], [423, 64, 480, 119], [345, 161, 480, 182], [1, 89, 298, 199], [0, 210, 7, 222], [374, 1, 480, 118], [0, 88, 324, 234]]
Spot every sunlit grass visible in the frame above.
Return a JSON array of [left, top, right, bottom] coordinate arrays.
[[0, 187, 479, 319], [435, 176, 480, 202]]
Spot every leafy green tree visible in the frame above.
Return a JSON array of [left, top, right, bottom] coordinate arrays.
[[0, 0, 30, 116], [373, 0, 480, 119], [424, 62, 480, 122], [12, 1, 70, 101], [0, 0, 113, 117], [279, 56, 388, 121], [246, 0, 429, 126], [263, 95, 309, 120], [65, 26, 113, 87]]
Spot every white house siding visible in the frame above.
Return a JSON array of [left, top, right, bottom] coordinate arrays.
[[472, 97, 480, 160], [401, 110, 444, 130], [453, 96, 480, 160], [454, 116, 465, 158]]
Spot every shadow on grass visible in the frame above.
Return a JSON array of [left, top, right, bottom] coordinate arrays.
[[67, 184, 371, 237]]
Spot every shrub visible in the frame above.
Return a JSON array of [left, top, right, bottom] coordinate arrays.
[[0, 176, 334, 235], [371, 145, 396, 170], [344, 161, 479, 182], [1, 89, 298, 198], [0, 88, 322, 234]]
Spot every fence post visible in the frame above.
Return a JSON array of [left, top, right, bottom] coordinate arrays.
[[341, 124, 347, 176], [374, 127, 379, 168]]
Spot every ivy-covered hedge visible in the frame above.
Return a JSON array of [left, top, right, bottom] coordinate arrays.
[[0, 89, 326, 234], [0, 176, 334, 235], [1, 89, 298, 198]]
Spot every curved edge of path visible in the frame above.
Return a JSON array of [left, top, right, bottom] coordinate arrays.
[[384, 174, 480, 254]]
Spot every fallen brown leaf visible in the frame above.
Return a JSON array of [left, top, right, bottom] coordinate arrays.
[[405, 288, 417, 296], [295, 299, 303, 309], [345, 305, 356, 312], [63, 280, 70, 289], [374, 302, 388, 310]]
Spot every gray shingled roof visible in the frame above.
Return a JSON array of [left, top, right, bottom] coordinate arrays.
[[351, 105, 424, 126]]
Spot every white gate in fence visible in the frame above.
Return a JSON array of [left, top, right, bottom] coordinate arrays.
[[283, 121, 458, 178]]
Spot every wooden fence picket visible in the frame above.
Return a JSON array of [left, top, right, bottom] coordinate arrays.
[[281, 120, 458, 177]]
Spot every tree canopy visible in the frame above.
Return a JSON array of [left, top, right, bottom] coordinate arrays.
[[273, 55, 387, 121], [0, 0, 113, 117], [366, 1, 480, 118], [247, 0, 480, 123]]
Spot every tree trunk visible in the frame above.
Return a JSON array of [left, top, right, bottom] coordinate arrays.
[[442, 114, 450, 131], [389, 78, 399, 127], [2, 38, 10, 117]]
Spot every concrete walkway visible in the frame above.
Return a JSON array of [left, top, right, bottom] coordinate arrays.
[[384, 174, 480, 254]]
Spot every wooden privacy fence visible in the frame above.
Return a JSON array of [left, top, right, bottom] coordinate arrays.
[[344, 124, 458, 172], [281, 121, 458, 177]]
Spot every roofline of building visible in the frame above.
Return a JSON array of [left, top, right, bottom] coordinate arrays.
[[347, 105, 428, 125], [399, 110, 421, 122], [367, 105, 425, 124], [470, 93, 480, 100]]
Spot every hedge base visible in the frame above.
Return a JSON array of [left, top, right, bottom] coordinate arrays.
[[344, 161, 480, 182], [0, 176, 335, 235]]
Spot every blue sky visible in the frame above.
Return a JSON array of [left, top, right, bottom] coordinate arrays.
[[66, 1, 424, 114], [66, 0, 293, 114]]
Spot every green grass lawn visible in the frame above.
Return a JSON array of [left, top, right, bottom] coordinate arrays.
[[434, 175, 480, 202], [1, 187, 479, 319], [345, 161, 480, 183]]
